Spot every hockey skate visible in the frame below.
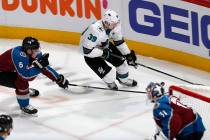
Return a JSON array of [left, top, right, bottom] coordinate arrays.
[[20, 105, 38, 115], [29, 88, 39, 97], [106, 82, 118, 90], [117, 78, 137, 87]]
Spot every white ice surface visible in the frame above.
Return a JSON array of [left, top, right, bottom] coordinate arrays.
[[0, 39, 209, 140]]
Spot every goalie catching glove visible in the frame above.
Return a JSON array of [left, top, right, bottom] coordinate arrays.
[[56, 74, 69, 89], [125, 50, 137, 66], [33, 53, 49, 69]]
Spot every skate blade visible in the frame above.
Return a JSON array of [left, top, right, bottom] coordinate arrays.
[[20, 111, 38, 117]]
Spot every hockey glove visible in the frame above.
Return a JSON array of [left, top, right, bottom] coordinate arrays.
[[56, 74, 69, 89], [101, 48, 111, 60], [33, 53, 49, 69], [125, 50, 137, 66]]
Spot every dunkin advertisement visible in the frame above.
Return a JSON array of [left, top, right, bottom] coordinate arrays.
[[0, 0, 112, 31]]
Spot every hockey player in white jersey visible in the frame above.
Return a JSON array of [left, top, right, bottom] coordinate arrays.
[[80, 9, 137, 90]]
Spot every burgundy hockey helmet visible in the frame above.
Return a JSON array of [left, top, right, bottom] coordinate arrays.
[[22, 37, 40, 51]]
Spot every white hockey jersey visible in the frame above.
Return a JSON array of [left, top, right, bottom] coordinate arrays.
[[80, 20, 130, 58]]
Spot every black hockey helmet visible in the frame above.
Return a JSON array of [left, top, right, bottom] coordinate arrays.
[[0, 114, 13, 134], [22, 37, 40, 51]]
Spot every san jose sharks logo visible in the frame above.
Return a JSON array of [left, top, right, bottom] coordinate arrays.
[[98, 67, 105, 74]]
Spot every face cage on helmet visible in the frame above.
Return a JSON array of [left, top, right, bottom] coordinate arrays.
[[146, 88, 163, 102]]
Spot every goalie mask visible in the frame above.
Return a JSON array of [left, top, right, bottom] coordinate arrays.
[[146, 82, 165, 102], [102, 9, 120, 30]]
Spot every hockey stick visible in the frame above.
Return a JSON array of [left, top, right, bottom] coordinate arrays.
[[136, 63, 203, 85], [110, 53, 202, 85], [68, 83, 146, 94]]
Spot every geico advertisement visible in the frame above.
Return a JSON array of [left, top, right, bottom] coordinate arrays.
[[0, 0, 114, 31], [123, 0, 210, 59]]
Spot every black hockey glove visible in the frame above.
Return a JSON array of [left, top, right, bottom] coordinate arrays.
[[125, 50, 137, 66], [33, 53, 49, 69], [56, 74, 69, 89], [101, 48, 111, 60]]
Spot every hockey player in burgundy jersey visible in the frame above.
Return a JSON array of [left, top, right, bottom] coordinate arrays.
[[146, 82, 205, 140], [0, 37, 69, 115]]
